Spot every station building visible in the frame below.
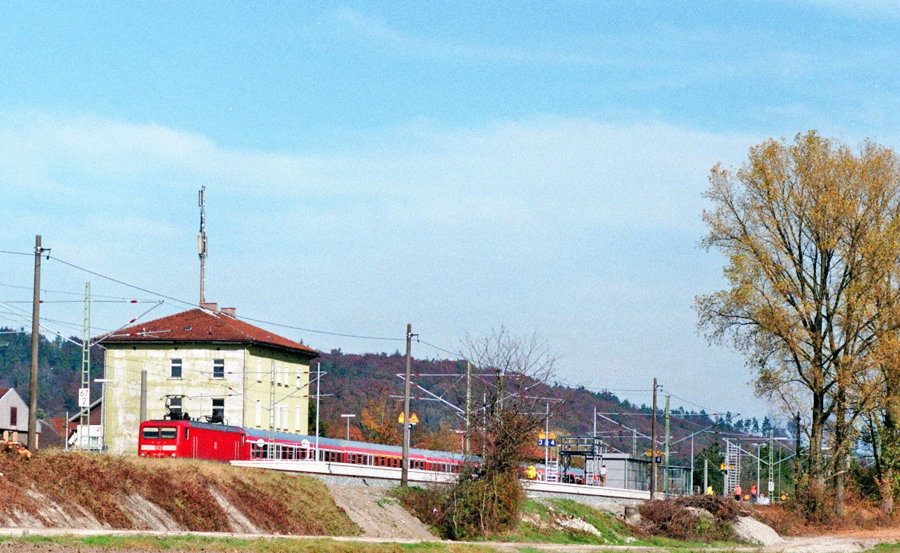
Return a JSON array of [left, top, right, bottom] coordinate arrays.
[[100, 304, 319, 454]]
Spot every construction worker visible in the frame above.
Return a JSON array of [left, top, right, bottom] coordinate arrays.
[[750, 484, 758, 501], [705, 485, 714, 495], [525, 465, 537, 480], [734, 484, 742, 502]]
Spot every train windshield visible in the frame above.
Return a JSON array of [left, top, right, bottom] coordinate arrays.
[[160, 427, 177, 440], [142, 427, 159, 439], [142, 426, 178, 440]]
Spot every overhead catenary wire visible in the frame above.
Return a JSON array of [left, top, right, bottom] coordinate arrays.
[[0, 282, 157, 301], [47, 254, 406, 343]]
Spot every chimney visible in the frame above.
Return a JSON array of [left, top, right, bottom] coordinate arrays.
[[221, 307, 236, 317], [200, 302, 219, 312]]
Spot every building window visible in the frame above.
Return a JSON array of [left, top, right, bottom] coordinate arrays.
[[270, 360, 275, 385], [255, 401, 261, 427], [10, 407, 17, 427], [170, 358, 182, 379], [256, 360, 262, 383], [296, 365, 302, 388], [213, 359, 224, 379], [211, 398, 225, 422], [274, 404, 280, 429], [296, 405, 301, 431]]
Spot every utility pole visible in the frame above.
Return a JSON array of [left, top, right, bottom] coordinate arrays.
[[465, 360, 471, 456], [756, 443, 761, 498], [268, 360, 275, 459], [139, 370, 148, 423], [768, 429, 774, 499], [690, 433, 695, 494], [401, 323, 412, 487], [28, 235, 46, 452], [80, 282, 91, 451], [650, 377, 657, 499], [664, 395, 670, 493], [593, 406, 597, 438], [704, 458, 709, 494], [315, 361, 321, 458], [198, 186, 208, 304], [544, 402, 550, 477], [795, 413, 801, 476]]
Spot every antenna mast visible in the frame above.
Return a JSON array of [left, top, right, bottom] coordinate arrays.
[[198, 186, 208, 304]]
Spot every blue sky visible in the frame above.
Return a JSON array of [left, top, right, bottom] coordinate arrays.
[[1, 1, 898, 422]]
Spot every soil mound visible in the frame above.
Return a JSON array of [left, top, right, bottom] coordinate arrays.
[[0, 450, 357, 536]]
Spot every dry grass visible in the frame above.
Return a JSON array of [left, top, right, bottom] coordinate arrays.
[[638, 496, 741, 543], [752, 489, 897, 537], [0, 449, 358, 536], [9, 534, 494, 553]]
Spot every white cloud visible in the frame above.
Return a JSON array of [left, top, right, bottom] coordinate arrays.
[[0, 110, 770, 415], [329, 6, 604, 66]]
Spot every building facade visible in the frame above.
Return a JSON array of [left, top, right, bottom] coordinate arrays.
[[101, 305, 319, 454], [0, 387, 40, 446]]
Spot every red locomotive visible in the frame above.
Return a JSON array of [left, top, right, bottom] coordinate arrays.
[[138, 419, 466, 474]]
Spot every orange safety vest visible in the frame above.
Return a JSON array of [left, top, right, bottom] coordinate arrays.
[[734, 485, 742, 495]]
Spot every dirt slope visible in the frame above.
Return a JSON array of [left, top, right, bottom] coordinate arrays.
[[0, 450, 357, 536], [327, 484, 434, 540]]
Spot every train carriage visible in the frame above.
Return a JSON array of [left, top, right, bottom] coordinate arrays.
[[138, 420, 468, 474]]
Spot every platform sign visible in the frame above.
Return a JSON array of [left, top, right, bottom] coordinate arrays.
[[537, 431, 556, 447], [78, 388, 90, 408], [301, 439, 311, 448], [398, 412, 419, 425], [768, 481, 775, 492]]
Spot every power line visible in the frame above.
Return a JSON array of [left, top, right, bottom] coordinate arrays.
[[0, 282, 156, 301], [234, 314, 405, 342], [47, 255, 197, 308], [48, 254, 405, 343], [0, 250, 32, 257]]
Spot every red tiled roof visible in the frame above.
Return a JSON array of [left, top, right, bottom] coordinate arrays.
[[0, 387, 9, 399], [98, 308, 319, 357]]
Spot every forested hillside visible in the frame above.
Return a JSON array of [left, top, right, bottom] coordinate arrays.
[[0, 327, 103, 417], [0, 330, 785, 464], [312, 350, 786, 463]]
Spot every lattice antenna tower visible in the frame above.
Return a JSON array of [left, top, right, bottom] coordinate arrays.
[[198, 186, 208, 304], [79, 282, 91, 450]]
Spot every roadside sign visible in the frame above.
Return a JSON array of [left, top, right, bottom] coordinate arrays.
[[78, 388, 90, 408], [398, 412, 420, 425], [768, 481, 775, 492]]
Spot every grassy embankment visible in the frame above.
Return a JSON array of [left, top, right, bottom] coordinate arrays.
[[395, 486, 739, 550], [7, 535, 492, 553], [0, 450, 358, 536]]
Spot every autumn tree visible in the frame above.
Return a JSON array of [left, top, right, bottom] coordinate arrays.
[[360, 393, 402, 446], [697, 131, 900, 516], [439, 328, 558, 539]]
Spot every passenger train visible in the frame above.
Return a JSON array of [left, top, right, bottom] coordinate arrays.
[[138, 419, 468, 474]]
